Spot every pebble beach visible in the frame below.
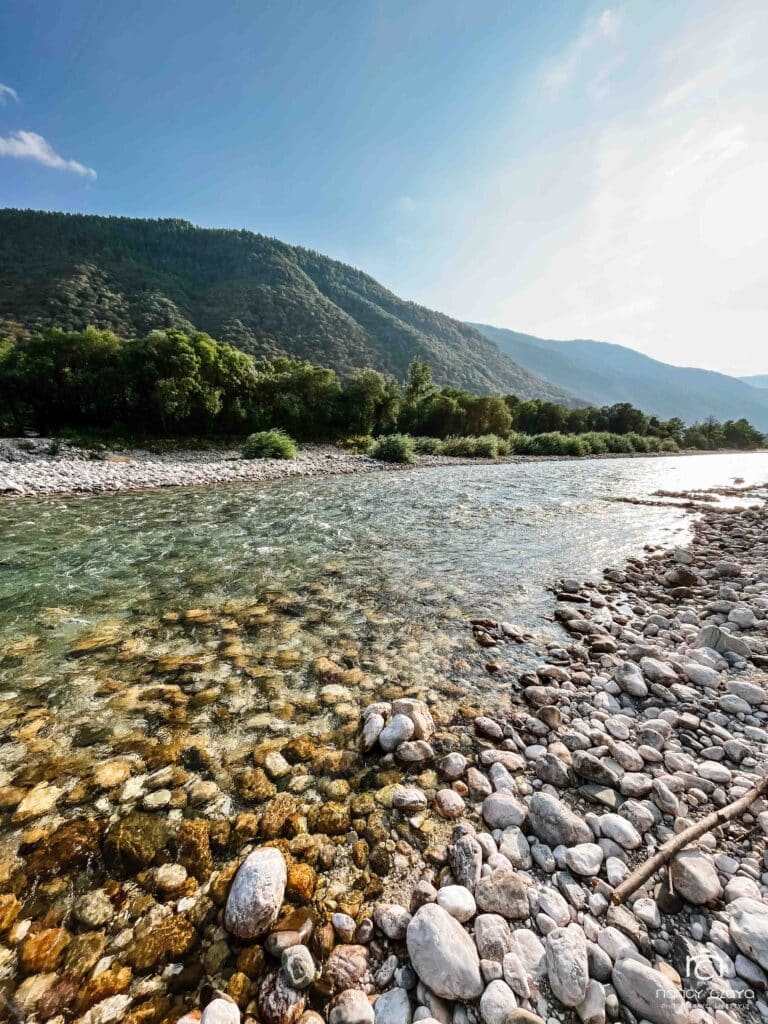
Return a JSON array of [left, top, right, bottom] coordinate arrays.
[[0, 471, 766, 1024]]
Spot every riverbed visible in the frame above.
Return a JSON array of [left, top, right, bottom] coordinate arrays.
[[1, 452, 767, 1021]]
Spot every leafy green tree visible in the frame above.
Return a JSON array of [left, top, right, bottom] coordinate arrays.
[[341, 369, 401, 435]]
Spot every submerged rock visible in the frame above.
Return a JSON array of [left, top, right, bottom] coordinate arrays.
[[225, 847, 287, 939]]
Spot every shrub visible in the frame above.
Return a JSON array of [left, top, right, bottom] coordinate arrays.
[[441, 435, 478, 457], [473, 434, 500, 458], [339, 434, 374, 453], [508, 432, 535, 455], [581, 432, 607, 454], [496, 437, 511, 456], [604, 433, 634, 453], [659, 438, 679, 452], [370, 433, 415, 463], [412, 436, 444, 455], [242, 429, 297, 460]]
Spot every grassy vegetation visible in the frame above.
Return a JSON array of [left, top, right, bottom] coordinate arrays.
[[370, 434, 415, 464], [241, 429, 297, 460]]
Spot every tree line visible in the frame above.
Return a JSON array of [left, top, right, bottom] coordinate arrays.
[[0, 327, 764, 451]]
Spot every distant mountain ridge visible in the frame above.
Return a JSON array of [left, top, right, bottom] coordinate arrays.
[[741, 375, 768, 390], [472, 323, 768, 431], [0, 209, 580, 405]]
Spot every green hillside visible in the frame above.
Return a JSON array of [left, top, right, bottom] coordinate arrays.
[[0, 209, 579, 404]]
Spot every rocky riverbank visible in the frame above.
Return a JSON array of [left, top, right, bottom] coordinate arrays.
[[0, 438, 406, 497], [0, 486, 767, 1024], [0, 437, 753, 499]]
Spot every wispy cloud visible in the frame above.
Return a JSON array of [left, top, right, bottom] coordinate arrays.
[[0, 130, 96, 179], [543, 9, 619, 95], [0, 82, 19, 105], [442, 0, 768, 375]]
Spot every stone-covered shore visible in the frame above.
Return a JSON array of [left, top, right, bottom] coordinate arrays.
[[0, 437, 741, 499], [0, 488, 767, 1024]]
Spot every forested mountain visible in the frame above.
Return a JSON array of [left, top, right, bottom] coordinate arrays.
[[0, 209, 579, 404], [741, 375, 768, 389], [473, 323, 768, 431]]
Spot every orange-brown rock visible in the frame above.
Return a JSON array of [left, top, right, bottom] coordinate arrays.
[[174, 819, 213, 881], [236, 944, 266, 980], [76, 965, 133, 1012], [64, 930, 106, 979], [0, 893, 20, 934], [227, 971, 252, 1008], [25, 817, 101, 879], [19, 927, 71, 974], [286, 862, 317, 903], [125, 915, 197, 971], [260, 793, 299, 838]]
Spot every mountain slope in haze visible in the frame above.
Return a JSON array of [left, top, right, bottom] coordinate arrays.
[[473, 323, 768, 431], [0, 209, 580, 405], [741, 375, 768, 389]]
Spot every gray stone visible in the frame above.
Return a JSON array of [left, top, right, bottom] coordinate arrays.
[[201, 998, 241, 1024], [475, 870, 529, 920], [671, 849, 722, 905], [282, 945, 316, 989], [614, 662, 648, 698], [374, 987, 412, 1024], [640, 658, 678, 686], [330, 990, 374, 1024], [361, 713, 385, 752], [482, 792, 528, 830], [545, 925, 589, 1007], [611, 958, 687, 1024], [374, 903, 412, 940], [598, 813, 641, 850], [527, 792, 593, 848], [439, 753, 467, 780], [406, 904, 483, 1000], [479, 980, 517, 1024], [392, 787, 428, 812], [449, 833, 483, 892], [434, 789, 465, 820], [392, 698, 435, 741], [379, 714, 415, 752], [395, 741, 434, 764], [436, 885, 476, 923], [474, 914, 514, 961], [565, 843, 604, 877], [224, 847, 287, 939], [729, 897, 768, 971]]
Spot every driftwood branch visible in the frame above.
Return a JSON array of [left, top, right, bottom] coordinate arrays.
[[610, 775, 768, 906]]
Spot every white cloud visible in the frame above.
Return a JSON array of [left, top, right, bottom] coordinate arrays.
[[543, 8, 619, 94], [0, 129, 96, 179], [434, 0, 768, 375], [0, 82, 19, 104]]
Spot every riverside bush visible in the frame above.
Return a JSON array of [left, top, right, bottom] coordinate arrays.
[[412, 436, 444, 455], [441, 436, 479, 457], [370, 433, 415, 463], [242, 429, 297, 459], [339, 434, 375, 453], [474, 434, 500, 458]]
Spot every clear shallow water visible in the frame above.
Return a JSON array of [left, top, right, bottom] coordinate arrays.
[[1, 452, 767, 759]]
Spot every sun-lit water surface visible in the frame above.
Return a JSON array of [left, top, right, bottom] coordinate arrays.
[[1, 451, 767, 755]]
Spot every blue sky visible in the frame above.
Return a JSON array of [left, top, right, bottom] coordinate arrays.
[[1, 0, 765, 374]]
